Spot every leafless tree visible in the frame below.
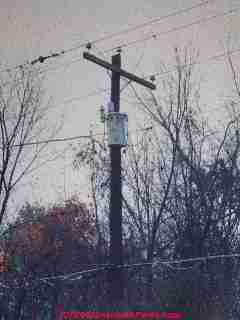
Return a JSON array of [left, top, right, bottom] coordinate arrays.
[[70, 45, 240, 316], [130, 44, 240, 317], [73, 130, 110, 263], [0, 66, 61, 225]]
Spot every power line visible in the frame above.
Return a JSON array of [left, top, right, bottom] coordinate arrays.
[[103, 7, 240, 53], [39, 5, 238, 76], [39, 56, 83, 75], [154, 253, 240, 266], [57, 46, 240, 108], [4, 134, 91, 148], [1, 0, 213, 73], [3, 126, 153, 149], [3, 50, 240, 150], [0, 253, 239, 290], [74, 0, 214, 48], [37, 253, 240, 284], [147, 47, 240, 80]]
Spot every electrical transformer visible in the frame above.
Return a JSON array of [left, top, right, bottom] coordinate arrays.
[[106, 112, 128, 147]]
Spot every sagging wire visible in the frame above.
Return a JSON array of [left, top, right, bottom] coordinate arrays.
[[37, 253, 240, 286], [0, 253, 240, 289]]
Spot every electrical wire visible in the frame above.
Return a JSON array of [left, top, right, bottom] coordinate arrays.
[[55, 46, 240, 109], [0, 242, 239, 289], [163, 262, 202, 271], [0, 252, 239, 290], [38, 6, 240, 78], [57, 46, 149, 106], [1, 24, 239, 160], [36, 253, 240, 284], [1, 0, 213, 73], [3, 46, 238, 152], [146, 47, 240, 80], [154, 253, 240, 266], [76, 0, 214, 47], [0, 134, 91, 148], [103, 7, 240, 53], [0, 125, 153, 149], [144, 48, 240, 79]]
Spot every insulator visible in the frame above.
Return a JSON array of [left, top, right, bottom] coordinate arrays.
[[150, 75, 156, 82], [38, 56, 45, 63], [86, 42, 92, 50]]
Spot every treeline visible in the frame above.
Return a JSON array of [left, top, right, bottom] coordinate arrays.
[[0, 197, 100, 319]]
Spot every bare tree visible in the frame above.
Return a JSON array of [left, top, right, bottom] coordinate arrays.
[[73, 130, 110, 263], [69, 45, 240, 316], [0, 66, 60, 225], [121, 127, 175, 260], [130, 45, 240, 317]]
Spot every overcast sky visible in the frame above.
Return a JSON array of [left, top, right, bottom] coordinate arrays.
[[0, 0, 239, 220]]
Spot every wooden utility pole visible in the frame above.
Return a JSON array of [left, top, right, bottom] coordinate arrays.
[[83, 51, 156, 304]]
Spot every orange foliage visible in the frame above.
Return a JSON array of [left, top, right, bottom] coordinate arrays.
[[4, 196, 97, 274]]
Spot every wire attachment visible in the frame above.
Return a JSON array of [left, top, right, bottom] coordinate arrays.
[[150, 75, 156, 82], [86, 42, 92, 50]]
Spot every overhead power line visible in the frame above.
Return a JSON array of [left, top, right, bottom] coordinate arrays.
[[1, 253, 239, 289], [2, 16, 239, 149], [2, 252, 240, 289], [4, 126, 153, 148], [104, 7, 240, 53], [37, 253, 240, 284], [74, 0, 214, 47], [9, 135, 91, 147], [147, 47, 240, 80], [40, 5, 238, 76], [58, 46, 240, 108], [2, 0, 213, 73]]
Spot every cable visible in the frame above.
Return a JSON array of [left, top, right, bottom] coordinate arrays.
[[39, 266, 108, 282], [164, 262, 202, 271], [103, 7, 240, 53], [39, 6, 239, 77], [0, 125, 153, 149], [75, 0, 214, 48], [56, 46, 240, 109], [2, 48, 240, 149], [39, 56, 83, 75], [0, 252, 239, 289], [4, 135, 89, 148], [36, 253, 240, 284], [154, 253, 240, 265], [3, 47, 238, 154], [146, 47, 240, 80], [1, 134, 91, 148], [1, 0, 213, 73]]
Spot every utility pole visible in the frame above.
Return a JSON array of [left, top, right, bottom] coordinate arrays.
[[83, 50, 156, 304]]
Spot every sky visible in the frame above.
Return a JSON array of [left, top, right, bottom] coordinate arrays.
[[0, 0, 239, 220]]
